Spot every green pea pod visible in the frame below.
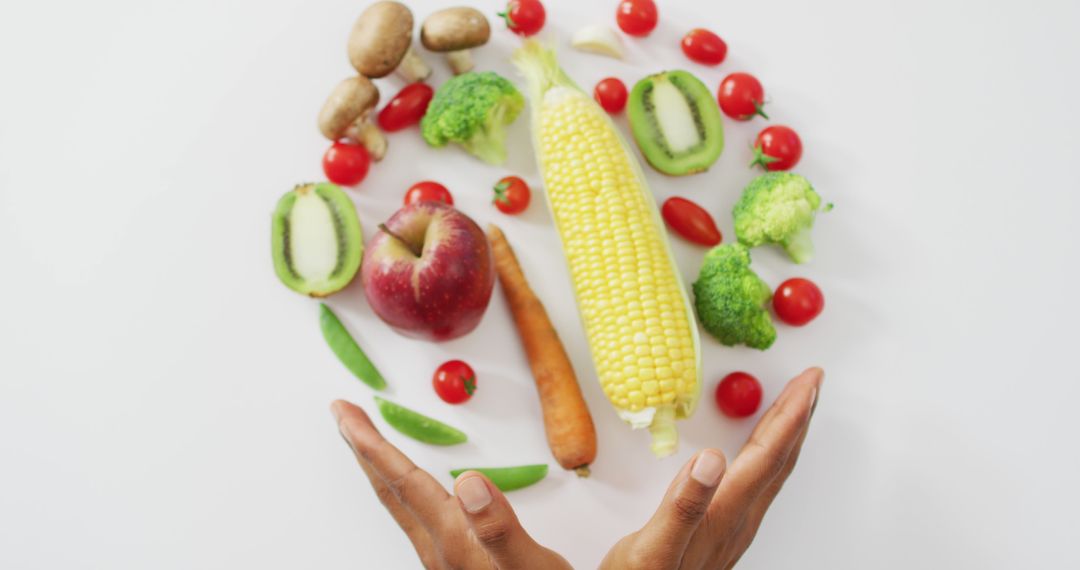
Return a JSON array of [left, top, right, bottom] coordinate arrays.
[[374, 397, 467, 446], [319, 304, 386, 390], [449, 464, 549, 492]]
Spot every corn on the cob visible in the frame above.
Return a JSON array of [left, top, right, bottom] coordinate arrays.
[[513, 42, 701, 457]]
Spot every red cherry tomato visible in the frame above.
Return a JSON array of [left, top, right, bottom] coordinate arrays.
[[499, 0, 546, 36], [404, 181, 454, 206], [433, 360, 476, 404], [715, 372, 763, 418], [616, 0, 658, 37], [378, 83, 434, 132], [493, 176, 531, 214], [681, 28, 727, 66], [751, 125, 803, 171], [773, 278, 824, 326], [322, 141, 370, 186], [718, 72, 768, 121], [661, 197, 722, 246], [594, 78, 628, 114]]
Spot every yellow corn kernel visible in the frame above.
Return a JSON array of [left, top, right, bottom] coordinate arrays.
[[642, 380, 659, 396]]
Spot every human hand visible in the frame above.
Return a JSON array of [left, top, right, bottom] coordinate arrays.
[[331, 400, 572, 570], [332, 366, 820, 569], [599, 367, 823, 569]]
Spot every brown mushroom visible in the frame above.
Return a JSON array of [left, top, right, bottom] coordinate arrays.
[[317, 76, 387, 161], [347, 1, 431, 83], [421, 7, 491, 75]]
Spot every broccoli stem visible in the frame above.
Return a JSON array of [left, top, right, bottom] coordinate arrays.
[[782, 227, 815, 264], [462, 104, 514, 164]]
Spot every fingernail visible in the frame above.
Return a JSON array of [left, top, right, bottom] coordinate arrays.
[[457, 476, 493, 513], [690, 450, 725, 486], [808, 386, 818, 409]]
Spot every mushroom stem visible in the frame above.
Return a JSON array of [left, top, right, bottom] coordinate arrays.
[[348, 119, 387, 161], [396, 45, 432, 83], [445, 50, 474, 75]]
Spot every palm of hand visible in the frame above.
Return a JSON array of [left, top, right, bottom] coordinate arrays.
[[333, 367, 822, 569]]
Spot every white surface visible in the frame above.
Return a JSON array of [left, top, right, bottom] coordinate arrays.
[[1, 0, 1078, 568]]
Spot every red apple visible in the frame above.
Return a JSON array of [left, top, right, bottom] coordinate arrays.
[[361, 201, 495, 341]]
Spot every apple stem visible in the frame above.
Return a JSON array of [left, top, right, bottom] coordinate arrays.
[[378, 223, 422, 257]]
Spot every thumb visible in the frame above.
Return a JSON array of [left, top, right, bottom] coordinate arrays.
[[636, 450, 727, 559], [454, 472, 559, 569]]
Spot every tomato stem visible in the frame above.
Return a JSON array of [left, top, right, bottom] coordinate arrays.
[[749, 144, 780, 170], [752, 100, 769, 120], [497, 10, 517, 29], [493, 182, 510, 204]]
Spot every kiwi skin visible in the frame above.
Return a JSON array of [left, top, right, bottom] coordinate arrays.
[[271, 182, 364, 297], [627, 70, 724, 176]]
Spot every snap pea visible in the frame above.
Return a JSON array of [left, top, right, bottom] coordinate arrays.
[[319, 303, 386, 390], [374, 396, 467, 446], [449, 464, 549, 492]]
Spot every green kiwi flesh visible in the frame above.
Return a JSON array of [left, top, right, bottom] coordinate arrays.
[[627, 70, 724, 176], [272, 183, 363, 297]]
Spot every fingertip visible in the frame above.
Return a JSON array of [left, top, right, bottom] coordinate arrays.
[[330, 400, 349, 423], [332, 405, 381, 453], [332, 400, 377, 428], [452, 469, 480, 487], [690, 449, 727, 487], [454, 472, 495, 514], [802, 368, 823, 410], [778, 368, 822, 404], [802, 367, 824, 385]]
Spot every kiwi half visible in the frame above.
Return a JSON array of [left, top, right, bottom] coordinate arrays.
[[627, 70, 724, 176], [272, 182, 363, 297]]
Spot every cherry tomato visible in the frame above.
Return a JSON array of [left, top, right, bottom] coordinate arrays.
[[404, 181, 453, 206], [715, 372, 763, 418], [616, 0, 658, 37], [661, 197, 722, 246], [773, 278, 824, 326], [751, 125, 803, 171], [499, 0, 545, 37], [594, 78, 628, 114], [493, 176, 531, 214], [322, 141, 370, 186], [433, 360, 476, 404], [718, 72, 768, 121], [378, 83, 434, 132], [681, 28, 727, 66]]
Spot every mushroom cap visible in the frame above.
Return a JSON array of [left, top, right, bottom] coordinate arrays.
[[421, 7, 491, 52], [347, 1, 414, 78], [317, 77, 380, 140]]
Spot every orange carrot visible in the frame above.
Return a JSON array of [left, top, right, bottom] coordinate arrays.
[[487, 224, 598, 476]]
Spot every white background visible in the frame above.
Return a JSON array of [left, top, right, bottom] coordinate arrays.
[[2, 0, 1078, 567]]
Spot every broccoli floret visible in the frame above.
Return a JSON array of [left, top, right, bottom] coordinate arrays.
[[692, 244, 776, 350], [733, 172, 822, 264], [420, 71, 525, 165]]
